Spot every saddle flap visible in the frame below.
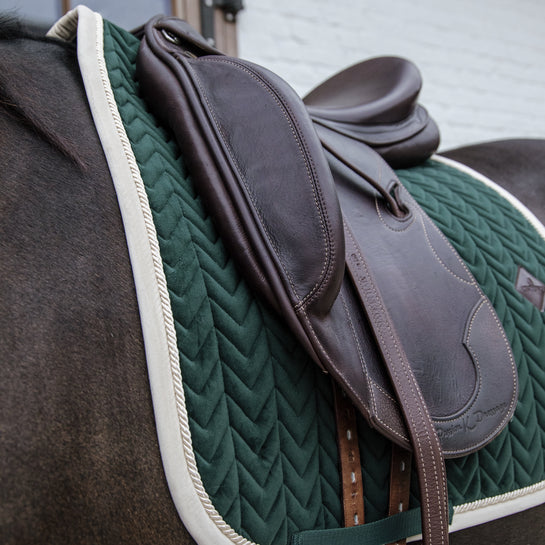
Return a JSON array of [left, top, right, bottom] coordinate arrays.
[[324, 135, 518, 455], [136, 16, 345, 355]]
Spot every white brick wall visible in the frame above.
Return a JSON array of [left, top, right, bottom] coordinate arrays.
[[238, 0, 545, 150]]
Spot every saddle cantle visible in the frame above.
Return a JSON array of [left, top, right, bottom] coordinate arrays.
[[135, 16, 517, 544]]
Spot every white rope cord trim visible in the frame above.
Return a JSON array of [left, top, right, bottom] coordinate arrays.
[[49, 7, 253, 545], [91, 14, 253, 545], [455, 480, 545, 514], [449, 479, 545, 534]]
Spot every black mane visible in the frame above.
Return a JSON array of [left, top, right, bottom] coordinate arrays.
[[0, 13, 48, 40], [0, 14, 26, 39], [0, 15, 83, 168]]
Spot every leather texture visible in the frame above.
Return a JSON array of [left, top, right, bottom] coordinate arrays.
[[137, 17, 345, 366], [303, 57, 440, 168], [323, 128, 518, 455], [135, 15, 517, 457], [135, 16, 518, 545]]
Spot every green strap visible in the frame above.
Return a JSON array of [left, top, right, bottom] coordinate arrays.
[[291, 506, 453, 545]]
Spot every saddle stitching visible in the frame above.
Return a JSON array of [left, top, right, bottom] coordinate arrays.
[[440, 298, 517, 456], [370, 378, 400, 406], [298, 290, 410, 445], [417, 207, 518, 454], [196, 56, 337, 309], [297, 308, 368, 413], [338, 290, 378, 416], [337, 291, 410, 443], [437, 297, 487, 427], [374, 194, 415, 232], [421, 214, 475, 287], [185, 62, 306, 301], [296, 303, 408, 443]]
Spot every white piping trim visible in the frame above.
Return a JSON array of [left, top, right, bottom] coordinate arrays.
[[450, 480, 545, 533], [48, 7, 252, 545], [432, 155, 545, 242], [407, 481, 545, 542]]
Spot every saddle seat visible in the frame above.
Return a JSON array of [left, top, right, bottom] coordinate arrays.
[[304, 56, 440, 167], [305, 56, 421, 124], [135, 16, 517, 545]]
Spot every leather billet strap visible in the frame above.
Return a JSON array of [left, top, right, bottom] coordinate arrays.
[[388, 445, 413, 545], [332, 380, 365, 527], [344, 221, 449, 545], [334, 386, 413, 538]]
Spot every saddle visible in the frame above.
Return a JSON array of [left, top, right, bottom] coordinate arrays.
[[135, 16, 517, 545]]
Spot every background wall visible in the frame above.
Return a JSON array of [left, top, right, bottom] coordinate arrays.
[[238, 0, 545, 150], [0, 0, 172, 30], [2, 0, 544, 150]]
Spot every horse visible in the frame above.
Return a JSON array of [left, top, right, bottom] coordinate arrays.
[[1, 14, 545, 545]]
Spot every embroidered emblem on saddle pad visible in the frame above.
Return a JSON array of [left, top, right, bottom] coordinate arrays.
[[516, 266, 545, 311]]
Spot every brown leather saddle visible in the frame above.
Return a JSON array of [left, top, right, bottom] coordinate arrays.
[[135, 16, 517, 545]]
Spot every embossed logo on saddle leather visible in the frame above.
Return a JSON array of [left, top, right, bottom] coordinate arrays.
[[516, 266, 545, 311]]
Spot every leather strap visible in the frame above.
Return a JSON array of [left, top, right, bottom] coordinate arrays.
[[387, 445, 413, 545], [344, 220, 449, 545], [320, 137, 405, 218], [332, 380, 365, 527]]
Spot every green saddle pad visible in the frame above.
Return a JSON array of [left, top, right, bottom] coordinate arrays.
[[99, 18, 545, 545]]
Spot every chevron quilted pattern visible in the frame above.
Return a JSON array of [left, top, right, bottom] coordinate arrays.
[[103, 23, 344, 544], [102, 20, 545, 545]]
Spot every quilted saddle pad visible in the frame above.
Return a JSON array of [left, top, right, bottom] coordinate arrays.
[[49, 7, 545, 545]]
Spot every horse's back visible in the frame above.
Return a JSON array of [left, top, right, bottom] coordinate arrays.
[[0, 30, 192, 544], [443, 139, 545, 223]]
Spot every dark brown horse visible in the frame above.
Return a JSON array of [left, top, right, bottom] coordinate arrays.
[[1, 20, 544, 545]]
